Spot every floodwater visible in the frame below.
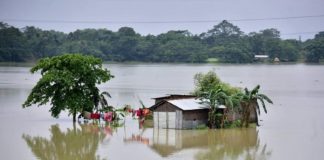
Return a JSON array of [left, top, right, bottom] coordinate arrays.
[[0, 63, 324, 160]]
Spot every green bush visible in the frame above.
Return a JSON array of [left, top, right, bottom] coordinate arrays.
[[224, 120, 241, 128], [195, 124, 208, 130]]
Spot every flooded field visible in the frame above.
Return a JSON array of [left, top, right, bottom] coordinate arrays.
[[1, 63, 324, 160]]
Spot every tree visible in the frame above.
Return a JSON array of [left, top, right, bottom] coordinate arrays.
[[194, 71, 240, 96], [23, 26, 66, 58], [201, 20, 244, 47], [248, 32, 266, 55], [194, 71, 241, 128], [204, 20, 243, 38], [199, 86, 234, 128], [260, 28, 280, 39], [238, 85, 273, 127], [279, 40, 300, 62], [315, 31, 324, 39], [209, 46, 253, 63], [305, 32, 324, 63], [0, 23, 33, 62], [22, 54, 113, 122], [0, 21, 309, 63], [109, 27, 140, 62], [96, 91, 112, 110], [248, 28, 301, 62]]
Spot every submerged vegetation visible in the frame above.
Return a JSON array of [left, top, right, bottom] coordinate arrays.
[[1, 21, 323, 63], [194, 71, 273, 128], [238, 85, 273, 127], [22, 54, 114, 122]]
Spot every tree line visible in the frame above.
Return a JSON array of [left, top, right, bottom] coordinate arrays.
[[0, 21, 323, 63]]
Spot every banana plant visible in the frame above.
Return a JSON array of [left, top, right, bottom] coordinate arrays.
[[199, 85, 235, 128], [238, 85, 273, 127]]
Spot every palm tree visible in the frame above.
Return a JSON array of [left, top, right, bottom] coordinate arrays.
[[98, 91, 113, 111], [200, 85, 235, 128], [97, 91, 126, 122], [238, 85, 273, 128], [92, 89, 113, 112]]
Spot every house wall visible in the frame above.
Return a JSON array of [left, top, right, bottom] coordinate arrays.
[[183, 110, 209, 121], [153, 102, 182, 129], [154, 102, 179, 112], [182, 110, 209, 129], [152, 102, 209, 129]]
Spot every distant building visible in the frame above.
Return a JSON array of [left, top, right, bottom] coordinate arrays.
[[254, 55, 269, 59], [274, 57, 280, 63], [254, 55, 269, 62]]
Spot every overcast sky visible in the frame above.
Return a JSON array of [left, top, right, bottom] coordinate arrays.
[[1, 0, 324, 40]]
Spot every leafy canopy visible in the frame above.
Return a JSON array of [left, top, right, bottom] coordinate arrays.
[[194, 71, 242, 128], [2, 21, 320, 63], [194, 71, 241, 97], [305, 31, 324, 63], [22, 54, 113, 121]]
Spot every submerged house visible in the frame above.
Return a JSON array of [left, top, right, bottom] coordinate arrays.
[[150, 94, 257, 129], [149, 95, 211, 129]]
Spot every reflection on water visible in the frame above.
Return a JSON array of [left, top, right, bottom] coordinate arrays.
[[123, 131, 150, 145], [21, 119, 270, 160], [195, 129, 271, 160], [151, 128, 271, 160], [22, 124, 115, 160]]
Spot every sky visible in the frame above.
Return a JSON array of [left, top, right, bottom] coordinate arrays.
[[0, 0, 324, 40]]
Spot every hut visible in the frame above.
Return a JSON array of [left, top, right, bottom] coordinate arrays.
[[254, 55, 269, 62], [274, 57, 280, 63], [149, 96, 210, 129], [150, 95, 257, 129]]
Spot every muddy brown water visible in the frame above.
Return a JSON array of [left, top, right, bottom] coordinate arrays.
[[0, 63, 323, 160]]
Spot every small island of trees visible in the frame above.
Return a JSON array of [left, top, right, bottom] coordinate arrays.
[[194, 71, 272, 128]]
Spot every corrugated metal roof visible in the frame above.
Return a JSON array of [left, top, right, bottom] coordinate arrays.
[[218, 105, 227, 109], [167, 98, 210, 110], [152, 94, 196, 99]]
